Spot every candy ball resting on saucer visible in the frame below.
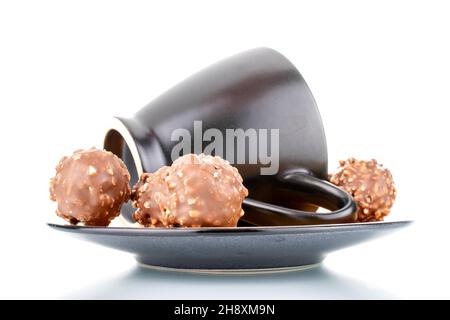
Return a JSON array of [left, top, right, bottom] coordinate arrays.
[[329, 158, 396, 222], [132, 153, 249, 228], [49, 148, 131, 226]]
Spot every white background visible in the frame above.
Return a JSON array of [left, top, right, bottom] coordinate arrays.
[[0, 0, 449, 299]]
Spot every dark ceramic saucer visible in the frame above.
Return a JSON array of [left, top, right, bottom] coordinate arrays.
[[48, 220, 412, 273]]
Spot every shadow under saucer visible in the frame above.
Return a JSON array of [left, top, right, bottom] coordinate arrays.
[[65, 264, 395, 299]]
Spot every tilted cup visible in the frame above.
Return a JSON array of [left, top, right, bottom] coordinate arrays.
[[104, 47, 356, 226]]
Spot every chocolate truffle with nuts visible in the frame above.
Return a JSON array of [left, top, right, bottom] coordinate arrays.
[[49, 148, 131, 226], [132, 153, 248, 228], [329, 158, 396, 222]]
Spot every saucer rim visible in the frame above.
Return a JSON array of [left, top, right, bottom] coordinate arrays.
[[47, 220, 413, 236]]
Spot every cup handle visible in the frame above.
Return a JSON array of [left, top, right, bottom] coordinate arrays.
[[241, 170, 357, 226]]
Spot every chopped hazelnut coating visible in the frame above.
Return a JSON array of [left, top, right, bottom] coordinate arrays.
[[132, 154, 248, 228], [329, 158, 396, 222], [49, 148, 131, 226]]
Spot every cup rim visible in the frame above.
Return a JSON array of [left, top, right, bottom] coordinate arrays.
[[104, 116, 144, 180]]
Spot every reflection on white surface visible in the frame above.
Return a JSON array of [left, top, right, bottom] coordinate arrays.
[[66, 264, 395, 299]]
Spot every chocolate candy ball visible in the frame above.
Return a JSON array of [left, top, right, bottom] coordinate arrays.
[[49, 148, 131, 226], [132, 154, 248, 227], [329, 158, 396, 222]]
